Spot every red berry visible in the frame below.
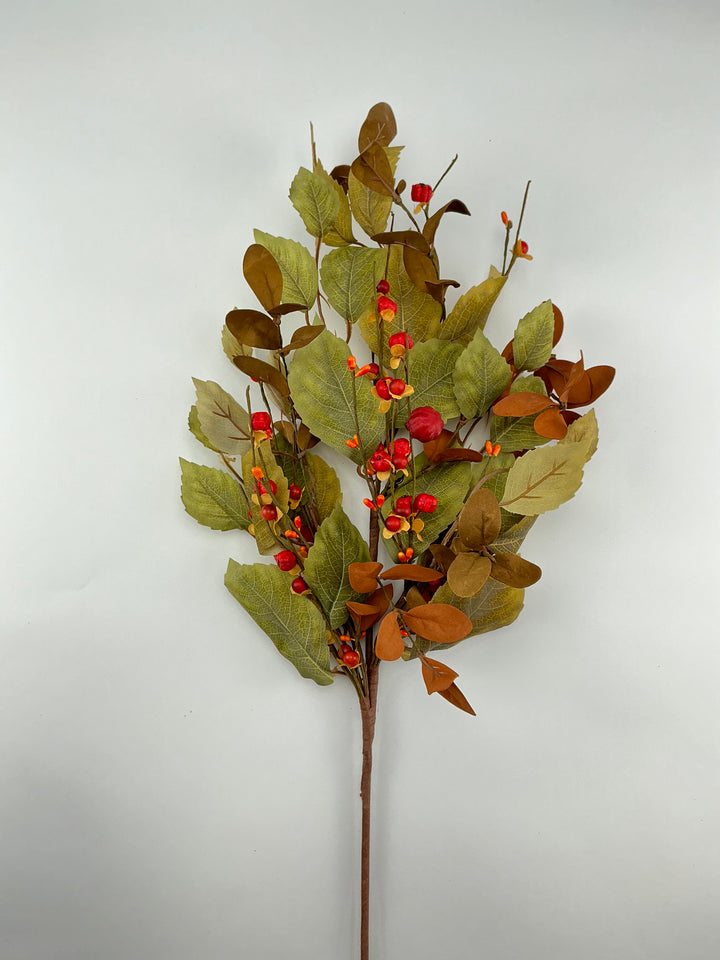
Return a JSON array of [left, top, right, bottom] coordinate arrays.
[[367, 362, 379, 377], [342, 649, 360, 668], [388, 331, 413, 350], [411, 183, 433, 204], [394, 495, 413, 517], [375, 378, 391, 401], [385, 515, 403, 532], [288, 484, 302, 501], [291, 576, 308, 594], [260, 504, 278, 521], [257, 479, 277, 496], [274, 550, 297, 571], [376, 279, 390, 294], [414, 493, 438, 514], [392, 454, 408, 470], [299, 525, 314, 544], [389, 378, 406, 397], [392, 437, 411, 457], [370, 453, 393, 473], [377, 295, 397, 316], [405, 406, 444, 442], [251, 411, 271, 431]]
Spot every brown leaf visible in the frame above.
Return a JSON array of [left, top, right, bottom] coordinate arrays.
[[348, 561, 384, 593], [402, 245, 438, 294], [402, 604, 472, 644], [358, 102, 397, 153], [371, 230, 430, 253], [425, 279, 460, 303], [351, 144, 396, 197], [428, 544, 456, 574], [381, 564, 444, 582], [329, 164, 350, 193], [422, 199, 471, 247], [295, 423, 316, 450], [243, 243, 283, 312], [446, 553, 492, 598], [458, 487, 502, 549], [492, 392, 554, 417], [533, 405, 568, 440], [552, 303, 564, 347], [435, 448, 487, 463], [490, 551, 542, 588], [267, 302, 308, 318], [375, 611, 405, 661], [279, 324, 325, 354], [360, 585, 393, 629], [225, 309, 282, 351], [423, 429, 455, 462], [420, 656, 458, 694], [233, 356, 290, 397], [437, 681, 476, 716], [346, 600, 382, 617]]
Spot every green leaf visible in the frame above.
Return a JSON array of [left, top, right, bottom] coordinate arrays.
[[469, 450, 515, 503], [180, 458, 250, 531], [358, 244, 441, 353], [289, 167, 340, 240], [242, 440, 290, 554], [303, 504, 371, 629], [348, 145, 402, 238], [493, 515, 537, 554], [320, 247, 384, 323], [225, 560, 333, 685], [512, 374, 547, 395], [386, 462, 471, 553], [287, 329, 385, 464], [278, 451, 342, 523], [314, 160, 355, 246], [188, 404, 219, 453], [408, 339, 462, 421], [453, 329, 512, 419], [439, 273, 506, 346], [500, 434, 589, 515], [565, 408, 599, 462], [512, 300, 555, 372], [490, 415, 551, 454], [253, 230, 318, 310], [193, 379, 251, 456]]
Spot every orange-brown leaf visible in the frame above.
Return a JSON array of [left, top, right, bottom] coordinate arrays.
[[490, 551, 542, 588], [585, 365, 616, 403], [492, 392, 554, 417], [437, 681, 476, 716], [381, 564, 442, 582], [533, 405, 568, 440], [551, 303, 564, 347], [402, 604, 472, 644], [423, 429, 455, 462], [375, 611, 405, 661], [346, 600, 383, 617], [348, 561, 383, 593], [420, 656, 458, 694], [359, 585, 394, 630]]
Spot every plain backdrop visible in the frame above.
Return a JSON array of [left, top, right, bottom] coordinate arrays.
[[2, 1, 719, 958]]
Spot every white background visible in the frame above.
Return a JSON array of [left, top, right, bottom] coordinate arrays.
[[2, 1, 719, 958]]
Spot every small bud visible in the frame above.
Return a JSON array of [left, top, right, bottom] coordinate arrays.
[[294, 516, 302, 529], [493, 443, 501, 456], [376, 494, 385, 508], [397, 551, 408, 563], [363, 498, 377, 511], [251, 466, 264, 481], [501, 211, 509, 226], [405, 547, 414, 560], [346, 434, 360, 449], [347, 355, 357, 371], [485, 440, 494, 456]]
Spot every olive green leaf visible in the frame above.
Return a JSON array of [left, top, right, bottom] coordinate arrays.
[[408, 339, 462, 421], [348, 145, 402, 238], [314, 159, 355, 246], [458, 487, 502, 549], [278, 451, 342, 524], [512, 300, 555, 372], [253, 230, 318, 310], [386, 461, 471, 553], [289, 167, 340, 240], [492, 515, 537, 554], [303, 504, 371, 629], [224, 560, 333, 685], [439, 272, 506, 346], [188, 404, 219, 453], [179, 458, 250, 531], [453, 329, 512, 419], [564, 408, 599, 462], [446, 553, 492, 598], [193, 379, 251, 456], [358, 244, 441, 353], [469, 450, 515, 503], [500, 433, 589, 515], [287, 328, 385, 463], [320, 247, 385, 323]]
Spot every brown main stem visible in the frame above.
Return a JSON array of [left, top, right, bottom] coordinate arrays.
[[360, 657, 378, 960]]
